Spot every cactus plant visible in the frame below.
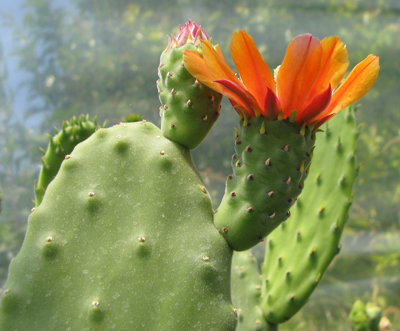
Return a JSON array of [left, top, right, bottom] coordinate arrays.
[[0, 21, 379, 330], [33, 115, 103, 207]]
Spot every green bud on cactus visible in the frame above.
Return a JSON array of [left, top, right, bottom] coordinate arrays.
[[158, 21, 222, 150], [215, 117, 314, 251]]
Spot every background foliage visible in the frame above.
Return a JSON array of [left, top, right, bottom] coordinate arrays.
[[1, 0, 399, 329]]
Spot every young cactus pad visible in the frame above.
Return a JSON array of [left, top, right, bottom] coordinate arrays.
[[158, 43, 223, 150], [260, 108, 360, 324], [34, 115, 101, 207], [0, 122, 236, 330], [214, 116, 315, 251]]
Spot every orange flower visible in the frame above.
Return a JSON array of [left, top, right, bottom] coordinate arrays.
[[183, 31, 380, 127]]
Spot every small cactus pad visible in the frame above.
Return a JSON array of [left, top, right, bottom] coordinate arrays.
[[260, 108, 360, 324], [158, 44, 223, 150], [214, 117, 314, 251], [0, 121, 236, 330], [349, 300, 382, 331], [34, 115, 101, 207], [231, 250, 272, 331]]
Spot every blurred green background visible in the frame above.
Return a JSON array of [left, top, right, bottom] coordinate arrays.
[[0, 0, 399, 330]]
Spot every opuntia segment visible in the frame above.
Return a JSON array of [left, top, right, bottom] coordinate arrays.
[[34, 115, 102, 207], [158, 44, 222, 150], [260, 108, 359, 324], [214, 116, 314, 251], [0, 122, 236, 330]]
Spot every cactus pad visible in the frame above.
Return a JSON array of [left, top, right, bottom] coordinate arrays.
[[34, 115, 101, 207], [214, 117, 314, 251], [260, 108, 360, 324], [158, 44, 223, 150], [0, 121, 236, 330]]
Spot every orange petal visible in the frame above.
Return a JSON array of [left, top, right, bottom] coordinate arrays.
[[262, 87, 280, 120], [201, 40, 244, 88], [296, 84, 332, 125], [320, 55, 380, 117], [183, 49, 223, 93], [214, 79, 257, 117], [277, 34, 323, 117], [230, 31, 276, 108], [303, 36, 349, 107]]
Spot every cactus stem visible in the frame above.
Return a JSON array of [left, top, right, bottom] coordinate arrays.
[[264, 158, 272, 166], [88, 192, 95, 197], [138, 236, 145, 243]]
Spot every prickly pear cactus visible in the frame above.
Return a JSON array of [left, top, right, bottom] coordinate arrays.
[[158, 43, 222, 150], [0, 122, 236, 330], [214, 117, 314, 251], [231, 250, 271, 331], [34, 115, 101, 207], [349, 300, 382, 331], [260, 107, 360, 324]]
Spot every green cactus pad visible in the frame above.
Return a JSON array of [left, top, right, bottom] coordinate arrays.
[[231, 250, 273, 331], [260, 108, 360, 324], [34, 115, 101, 207], [214, 117, 315, 251], [158, 44, 222, 150], [1, 121, 236, 330]]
